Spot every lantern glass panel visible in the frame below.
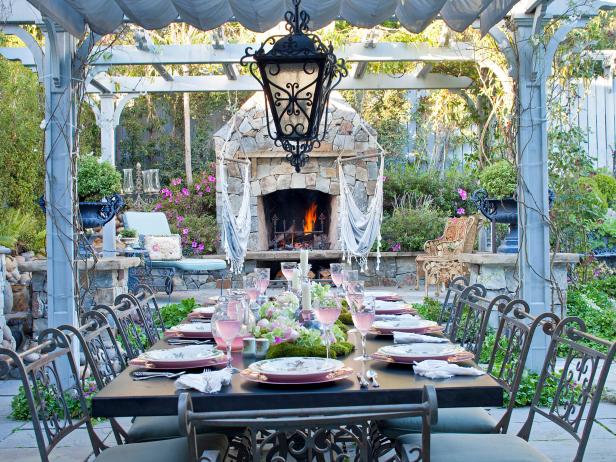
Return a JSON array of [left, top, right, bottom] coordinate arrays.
[[262, 60, 321, 139]]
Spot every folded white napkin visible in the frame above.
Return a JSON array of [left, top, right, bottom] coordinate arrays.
[[413, 360, 485, 379], [393, 331, 449, 344], [175, 369, 232, 393]]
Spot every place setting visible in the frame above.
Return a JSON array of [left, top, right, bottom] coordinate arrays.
[[240, 357, 353, 385]]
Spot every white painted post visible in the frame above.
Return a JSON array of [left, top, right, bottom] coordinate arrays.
[[514, 18, 551, 372], [43, 23, 77, 335], [99, 94, 117, 257]]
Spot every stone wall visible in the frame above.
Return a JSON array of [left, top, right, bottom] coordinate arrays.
[[213, 92, 380, 252], [0, 246, 16, 351]]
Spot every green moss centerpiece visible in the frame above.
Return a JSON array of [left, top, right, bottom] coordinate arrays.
[[252, 287, 354, 360]]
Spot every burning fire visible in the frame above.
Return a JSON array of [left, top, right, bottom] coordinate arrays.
[[303, 202, 318, 233]]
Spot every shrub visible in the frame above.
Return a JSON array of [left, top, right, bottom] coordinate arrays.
[[0, 207, 46, 254], [414, 297, 441, 321], [77, 155, 122, 202], [383, 165, 477, 216], [478, 160, 517, 198], [170, 214, 219, 256], [593, 173, 616, 208], [381, 206, 446, 251], [155, 169, 218, 254], [119, 228, 137, 238], [160, 298, 199, 327]]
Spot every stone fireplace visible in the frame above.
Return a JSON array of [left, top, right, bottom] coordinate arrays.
[[213, 92, 379, 252]]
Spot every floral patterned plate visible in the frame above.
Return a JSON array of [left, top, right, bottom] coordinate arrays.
[[248, 357, 344, 381], [375, 343, 472, 363], [188, 306, 216, 319], [165, 322, 213, 339], [372, 319, 443, 335], [241, 366, 353, 385], [129, 345, 225, 369], [375, 301, 417, 315]]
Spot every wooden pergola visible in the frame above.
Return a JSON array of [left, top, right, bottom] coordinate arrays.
[[2, 0, 614, 373]]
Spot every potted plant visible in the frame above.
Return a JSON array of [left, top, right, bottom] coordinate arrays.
[[119, 228, 138, 247], [471, 160, 518, 253], [76, 154, 124, 229]]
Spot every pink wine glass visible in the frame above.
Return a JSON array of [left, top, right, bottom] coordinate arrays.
[[330, 263, 344, 294], [243, 274, 260, 303], [255, 268, 270, 296], [211, 300, 244, 373], [313, 294, 341, 362], [281, 262, 298, 291], [350, 296, 375, 361]]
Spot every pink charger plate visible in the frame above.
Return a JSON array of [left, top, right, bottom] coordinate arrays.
[[371, 351, 475, 365], [372, 325, 445, 335], [129, 356, 226, 370]]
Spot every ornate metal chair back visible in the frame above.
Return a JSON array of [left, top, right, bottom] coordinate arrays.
[[447, 285, 500, 358], [442, 283, 485, 341], [59, 310, 129, 444], [0, 329, 104, 462], [437, 275, 470, 325], [131, 283, 166, 331], [96, 299, 155, 359], [517, 317, 616, 462], [115, 291, 162, 342], [178, 386, 438, 462], [486, 299, 559, 433]]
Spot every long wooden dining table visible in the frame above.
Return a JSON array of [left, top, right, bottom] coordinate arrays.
[[91, 333, 503, 419]]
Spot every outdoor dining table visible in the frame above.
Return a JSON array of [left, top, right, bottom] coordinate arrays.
[[91, 333, 503, 419]]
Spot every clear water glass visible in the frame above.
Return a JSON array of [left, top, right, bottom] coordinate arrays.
[[330, 263, 345, 293], [255, 267, 270, 296], [341, 269, 359, 292], [243, 274, 260, 303]]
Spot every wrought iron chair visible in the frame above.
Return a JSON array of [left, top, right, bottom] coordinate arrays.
[[96, 298, 157, 359], [59, 309, 129, 444], [396, 316, 616, 462], [380, 299, 559, 437], [178, 385, 438, 462], [131, 283, 167, 330], [436, 275, 470, 325], [0, 328, 229, 462], [446, 286, 505, 359]]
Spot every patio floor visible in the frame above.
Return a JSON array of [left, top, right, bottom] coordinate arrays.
[[1, 287, 615, 460]]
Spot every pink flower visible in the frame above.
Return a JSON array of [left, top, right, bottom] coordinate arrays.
[[456, 207, 465, 216], [208, 175, 216, 182], [181, 187, 189, 197], [205, 186, 211, 193], [171, 178, 182, 186], [182, 228, 189, 235], [391, 242, 401, 252], [153, 203, 162, 210], [457, 188, 468, 200], [195, 184, 201, 191], [176, 215, 184, 223], [197, 243, 204, 252], [191, 241, 198, 248], [198, 192, 203, 196]]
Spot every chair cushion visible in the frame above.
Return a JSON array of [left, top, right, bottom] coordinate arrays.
[[127, 415, 239, 443], [144, 235, 182, 261], [380, 407, 497, 438], [124, 212, 172, 236], [397, 433, 551, 462], [150, 258, 227, 271], [95, 433, 228, 462]]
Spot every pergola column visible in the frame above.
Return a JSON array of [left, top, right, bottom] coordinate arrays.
[[515, 18, 551, 371], [99, 94, 117, 257], [41, 20, 77, 331]]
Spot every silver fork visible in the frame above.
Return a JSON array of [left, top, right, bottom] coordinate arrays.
[[132, 371, 186, 381]]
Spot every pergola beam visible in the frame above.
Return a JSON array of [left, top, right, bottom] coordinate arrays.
[[85, 73, 473, 94], [90, 42, 476, 68], [134, 29, 174, 82]]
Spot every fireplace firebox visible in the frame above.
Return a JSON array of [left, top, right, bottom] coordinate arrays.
[[263, 190, 332, 250]]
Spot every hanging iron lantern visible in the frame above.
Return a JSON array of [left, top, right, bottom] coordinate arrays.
[[241, 0, 347, 172]]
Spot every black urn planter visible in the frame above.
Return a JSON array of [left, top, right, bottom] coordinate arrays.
[[39, 194, 125, 229], [471, 189, 519, 253]]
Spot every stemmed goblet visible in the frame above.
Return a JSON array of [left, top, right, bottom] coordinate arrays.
[[349, 295, 375, 362], [211, 299, 245, 373], [313, 294, 341, 363], [255, 268, 270, 297], [281, 262, 298, 291]]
